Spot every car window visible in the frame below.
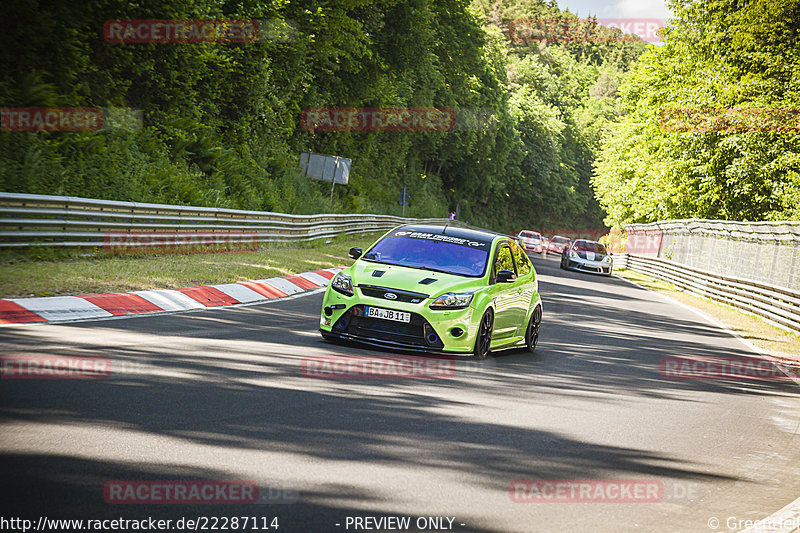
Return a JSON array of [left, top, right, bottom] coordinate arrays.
[[511, 243, 531, 276], [363, 234, 489, 276], [492, 244, 516, 280], [573, 241, 607, 254]]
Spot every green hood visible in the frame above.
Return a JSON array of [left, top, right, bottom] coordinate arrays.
[[350, 261, 482, 297]]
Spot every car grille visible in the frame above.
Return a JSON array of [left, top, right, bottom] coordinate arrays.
[[332, 305, 444, 349], [571, 262, 610, 274], [358, 285, 430, 303]]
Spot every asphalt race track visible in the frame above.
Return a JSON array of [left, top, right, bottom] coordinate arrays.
[[1, 255, 799, 533]]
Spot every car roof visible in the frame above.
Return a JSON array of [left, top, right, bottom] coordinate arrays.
[[397, 224, 509, 246]]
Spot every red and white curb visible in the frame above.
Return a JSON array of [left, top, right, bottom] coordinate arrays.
[[0, 268, 341, 325]]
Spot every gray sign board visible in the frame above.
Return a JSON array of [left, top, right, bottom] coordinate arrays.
[[300, 152, 351, 185]]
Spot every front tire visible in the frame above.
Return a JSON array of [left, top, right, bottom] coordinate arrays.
[[525, 306, 542, 352], [473, 309, 494, 360]]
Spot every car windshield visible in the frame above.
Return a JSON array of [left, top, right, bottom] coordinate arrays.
[[553, 237, 570, 244], [519, 232, 541, 240], [574, 241, 607, 254], [362, 235, 489, 277]]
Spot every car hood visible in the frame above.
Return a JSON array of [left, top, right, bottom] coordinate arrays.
[[350, 261, 481, 296], [574, 250, 607, 260]]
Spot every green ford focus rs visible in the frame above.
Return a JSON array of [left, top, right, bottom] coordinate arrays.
[[319, 224, 542, 358]]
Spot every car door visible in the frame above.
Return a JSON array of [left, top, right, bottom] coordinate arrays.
[[489, 242, 519, 340], [509, 242, 534, 337]]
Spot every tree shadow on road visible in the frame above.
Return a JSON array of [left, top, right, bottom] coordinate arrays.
[[1, 259, 798, 532]]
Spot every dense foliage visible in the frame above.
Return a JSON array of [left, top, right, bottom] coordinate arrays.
[[593, 0, 800, 225], [1, 0, 646, 232]]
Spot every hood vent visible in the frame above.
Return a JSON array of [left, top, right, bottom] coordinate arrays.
[[371, 270, 386, 277], [419, 278, 437, 285]]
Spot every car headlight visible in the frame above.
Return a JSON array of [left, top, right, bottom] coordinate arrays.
[[330, 272, 354, 296], [430, 292, 474, 310], [569, 251, 578, 258], [602, 255, 612, 263]]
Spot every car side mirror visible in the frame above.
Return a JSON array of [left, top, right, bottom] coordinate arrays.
[[349, 247, 363, 259], [497, 269, 516, 283]]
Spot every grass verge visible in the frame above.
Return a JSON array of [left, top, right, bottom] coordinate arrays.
[[614, 267, 800, 361], [0, 232, 384, 298]]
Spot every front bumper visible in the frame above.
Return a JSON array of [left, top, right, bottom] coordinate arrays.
[[320, 329, 453, 354], [565, 257, 612, 275], [319, 288, 478, 354]]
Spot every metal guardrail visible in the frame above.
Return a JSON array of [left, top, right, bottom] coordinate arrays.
[[613, 253, 800, 333], [0, 192, 448, 249]]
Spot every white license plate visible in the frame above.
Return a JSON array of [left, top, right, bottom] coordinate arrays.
[[364, 306, 411, 323]]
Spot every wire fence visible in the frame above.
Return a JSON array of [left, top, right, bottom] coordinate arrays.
[[625, 219, 800, 292]]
